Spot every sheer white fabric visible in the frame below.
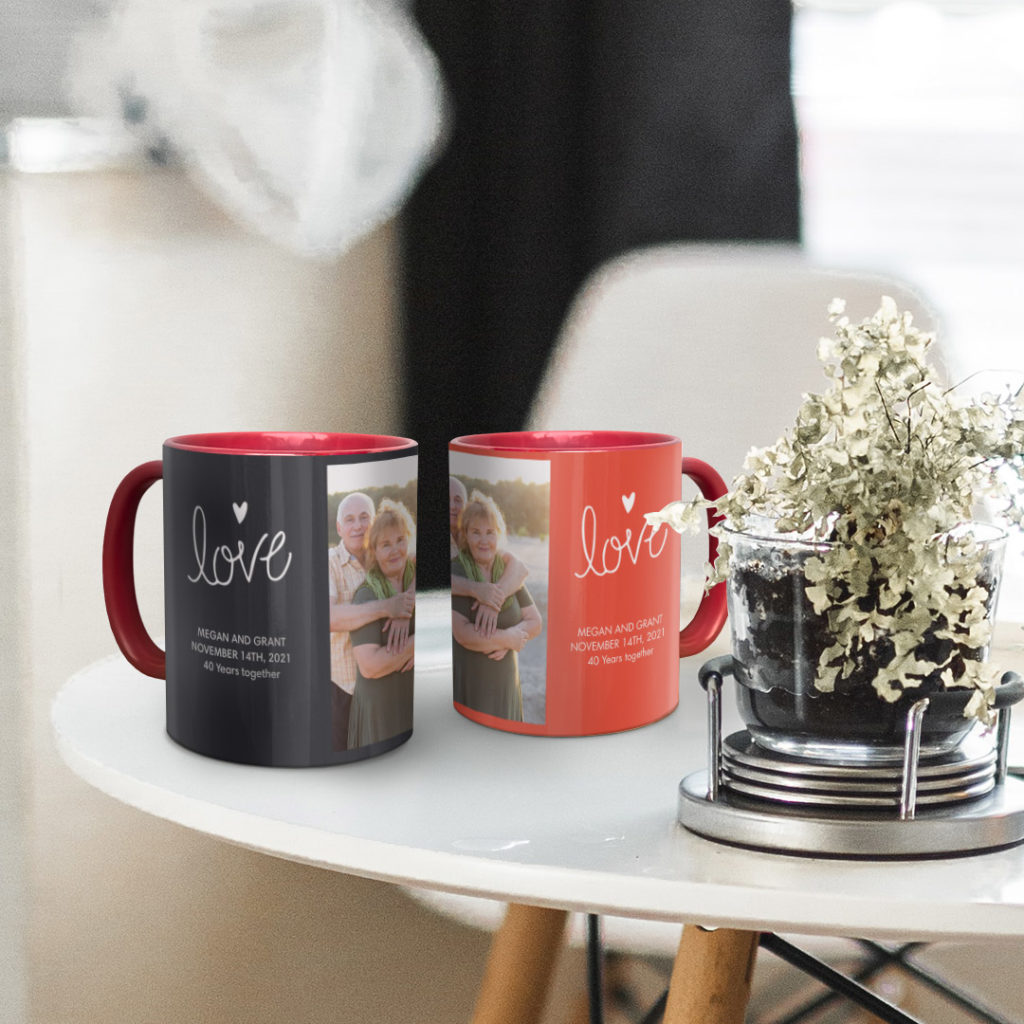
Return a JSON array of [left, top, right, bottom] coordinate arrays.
[[73, 0, 446, 256]]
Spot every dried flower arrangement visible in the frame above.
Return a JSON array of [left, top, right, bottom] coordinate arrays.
[[649, 297, 1024, 723]]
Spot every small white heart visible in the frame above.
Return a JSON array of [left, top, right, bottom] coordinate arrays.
[[232, 501, 248, 524], [621, 492, 636, 513]]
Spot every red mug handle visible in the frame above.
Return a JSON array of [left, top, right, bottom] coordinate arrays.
[[678, 457, 728, 657], [102, 461, 166, 678]]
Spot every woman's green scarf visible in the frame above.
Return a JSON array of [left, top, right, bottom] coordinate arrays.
[[457, 550, 515, 612], [364, 558, 416, 600]]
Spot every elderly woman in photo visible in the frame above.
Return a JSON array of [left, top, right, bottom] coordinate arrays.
[[348, 499, 416, 749], [328, 491, 414, 751], [449, 476, 528, 637], [451, 490, 541, 721]]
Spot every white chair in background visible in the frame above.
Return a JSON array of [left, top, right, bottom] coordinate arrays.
[[528, 241, 937, 483]]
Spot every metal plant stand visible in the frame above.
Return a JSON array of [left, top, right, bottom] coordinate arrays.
[[678, 656, 1024, 858]]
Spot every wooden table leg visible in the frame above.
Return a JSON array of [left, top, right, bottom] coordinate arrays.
[[471, 903, 569, 1024], [662, 924, 760, 1024]]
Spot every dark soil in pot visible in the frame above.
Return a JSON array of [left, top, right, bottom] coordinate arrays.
[[729, 555, 998, 757]]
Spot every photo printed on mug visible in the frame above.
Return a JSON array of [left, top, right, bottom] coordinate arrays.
[[449, 452, 550, 726], [326, 456, 418, 753], [448, 431, 726, 737]]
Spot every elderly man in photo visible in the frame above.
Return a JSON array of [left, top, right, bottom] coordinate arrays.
[[449, 475, 528, 637], [329, 492, 414, 750]]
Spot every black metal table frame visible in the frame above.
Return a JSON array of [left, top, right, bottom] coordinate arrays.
[[583, 915, 1019, 1024]]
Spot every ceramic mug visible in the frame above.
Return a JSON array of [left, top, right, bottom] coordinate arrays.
[[103, 432, 418, 766], [448, 430, 727, 735]]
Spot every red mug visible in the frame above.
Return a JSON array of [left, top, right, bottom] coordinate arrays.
[[448, 430, 727, 735]]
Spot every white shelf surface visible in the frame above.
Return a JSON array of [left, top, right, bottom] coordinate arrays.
[[52, 600, 1024, 943]]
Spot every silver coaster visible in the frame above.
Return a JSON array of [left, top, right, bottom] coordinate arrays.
[[723, 759, 996, 796], [721, 771, 994, 809], [678, 771, 1024, 857], [723, 730, 995, 780]]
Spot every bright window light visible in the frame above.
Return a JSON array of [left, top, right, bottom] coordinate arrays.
[[794, 0, 1024, 620]]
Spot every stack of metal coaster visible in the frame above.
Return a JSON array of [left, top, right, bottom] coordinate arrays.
[[720, 731, 997, 810], [677, 657, 1024, 857]]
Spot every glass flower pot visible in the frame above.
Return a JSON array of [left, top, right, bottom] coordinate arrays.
[[725, 521, 1008, 763]]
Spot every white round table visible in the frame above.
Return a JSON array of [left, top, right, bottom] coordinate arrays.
[[52, 599, 1024, 1023]]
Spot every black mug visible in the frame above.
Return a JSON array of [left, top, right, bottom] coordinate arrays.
[[103, 432, 418, 766]]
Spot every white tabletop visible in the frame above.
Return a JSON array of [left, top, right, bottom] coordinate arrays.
[[53, 595, 1024, 943]]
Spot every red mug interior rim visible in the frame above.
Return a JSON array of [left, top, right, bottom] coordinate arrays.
[[165, 432, 417, 456], [450, 430, 680, 452]]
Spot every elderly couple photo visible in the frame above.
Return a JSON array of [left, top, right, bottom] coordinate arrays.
[[328, 487, 416, 752], [449, 474, 548, 724]]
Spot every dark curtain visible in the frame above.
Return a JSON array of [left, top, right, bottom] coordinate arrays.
[[402, 0, 800, 587]]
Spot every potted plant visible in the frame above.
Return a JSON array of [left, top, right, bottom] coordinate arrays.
[[649, 297, 1024, 762]]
